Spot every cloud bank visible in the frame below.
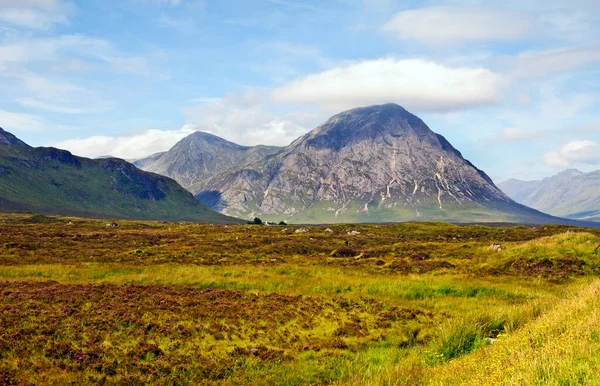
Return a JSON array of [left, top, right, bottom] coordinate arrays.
[[383, 7, 530, 46], [272, 58, 504, 113], [50, 127, 198, 160], [544, 140, 600, 167]]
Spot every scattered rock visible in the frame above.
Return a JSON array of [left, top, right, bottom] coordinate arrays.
[[347, 230, 360, 236], [67, 221, 74, 225], [295, 228, 309, 234], [489, 243, 505, 252], [325, 228, 334, 233], [106, 223, 119, 227]]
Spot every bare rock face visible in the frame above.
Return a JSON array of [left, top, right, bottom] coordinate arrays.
[[134, 131, 282, 190], [192, 104, 557, 224], [0, 128, 30, 147], [499, 169, 600, 222]]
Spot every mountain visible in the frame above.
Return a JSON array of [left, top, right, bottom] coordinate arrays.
[[189, 104, 572, 224], [0, 128, 30, 147], [499, 169, 600, 222], [134, 131, 282, 189], [0, 128, 242, 223], [132, 151, 166, 169]]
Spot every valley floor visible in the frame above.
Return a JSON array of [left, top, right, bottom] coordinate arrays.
[[0, 214, 599, 385]]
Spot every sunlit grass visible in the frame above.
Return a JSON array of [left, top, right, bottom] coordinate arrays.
[[1, 214, 599, 384]]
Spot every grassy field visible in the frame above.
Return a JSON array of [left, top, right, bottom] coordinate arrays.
[[1, 213, 599, 385]]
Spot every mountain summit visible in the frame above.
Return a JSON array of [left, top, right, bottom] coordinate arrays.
[[0, 128, 30, 147], [190, 104, 562, 224], [135, 131, 282, 189]]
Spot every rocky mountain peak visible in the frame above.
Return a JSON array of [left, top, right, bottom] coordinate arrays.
[[180, 131, 243, 149], [555, 169, 584, 178], [299, 103, 440, 152], [0, 128, 31, 147], [188, 104, 556, 224], [134, 131, 283, 190]]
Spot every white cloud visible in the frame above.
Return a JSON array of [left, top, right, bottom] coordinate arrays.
[[50, 127, 199, 159], [184, 96, 317, 146], [0, 35, 157, 75], [272, 58, 504, 113], [0, 0, 72, 29], [544, 140, 600, 167], [18, 98, 87, 114], [383, 7, 529, 46], [496, 127, 538, 141], [12, 70, 83, 98], [0, 35, 165, 115], [504, 47, 600, 78], [0, 109, 46, 132]]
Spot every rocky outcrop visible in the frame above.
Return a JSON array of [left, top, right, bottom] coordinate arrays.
[[134, 131, 282, 189], [191, 104, 560, 224], [0, 128, 30, 147]]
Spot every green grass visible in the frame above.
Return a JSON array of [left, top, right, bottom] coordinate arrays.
[[0, 215, 599, 384], [0, 144, 240, 223]]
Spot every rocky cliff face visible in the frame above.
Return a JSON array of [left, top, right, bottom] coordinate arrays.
[[0, 128, 30, 147], [192, 104, 557, 224], [499, 169, 600, 222], [134, 131, 282, 189]]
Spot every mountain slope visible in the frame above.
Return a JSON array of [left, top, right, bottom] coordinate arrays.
[[0, 128, 30, 147], [0, 128, 242, 223], [134, 131, 282, 189], [499, 169, 600, 222], [191, 104, 569, 224]]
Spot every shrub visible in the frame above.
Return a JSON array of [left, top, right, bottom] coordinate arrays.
[[248, 217, 263, 225], [331, 246, 359, 257]]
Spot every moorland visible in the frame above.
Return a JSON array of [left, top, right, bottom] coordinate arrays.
[[1, 214, 600, 385]]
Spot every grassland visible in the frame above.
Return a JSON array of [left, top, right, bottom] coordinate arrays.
[[1, 213, 599, 385]]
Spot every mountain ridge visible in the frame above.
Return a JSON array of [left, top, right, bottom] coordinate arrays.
[[183, 104, 579, 225], [0, 127, 30, 147], [134, 131, 282, 189], [499, 169, 600, 222], [0, 129, 242, 223]]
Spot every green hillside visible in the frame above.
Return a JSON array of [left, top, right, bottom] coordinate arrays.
[[0, 129, 242, 223]]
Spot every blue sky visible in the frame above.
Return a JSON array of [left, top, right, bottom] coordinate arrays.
[[0, 0, 599, 182]]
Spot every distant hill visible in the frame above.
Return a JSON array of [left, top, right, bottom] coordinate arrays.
[[0, 127, 242, 223], [178, 103, 580, 225], [134, 132, 282, 189], [131, 151, 166, 169], [499, 169, 600, 222]]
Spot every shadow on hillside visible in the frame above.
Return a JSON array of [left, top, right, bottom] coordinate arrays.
[[195, 190, 226, 211]]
